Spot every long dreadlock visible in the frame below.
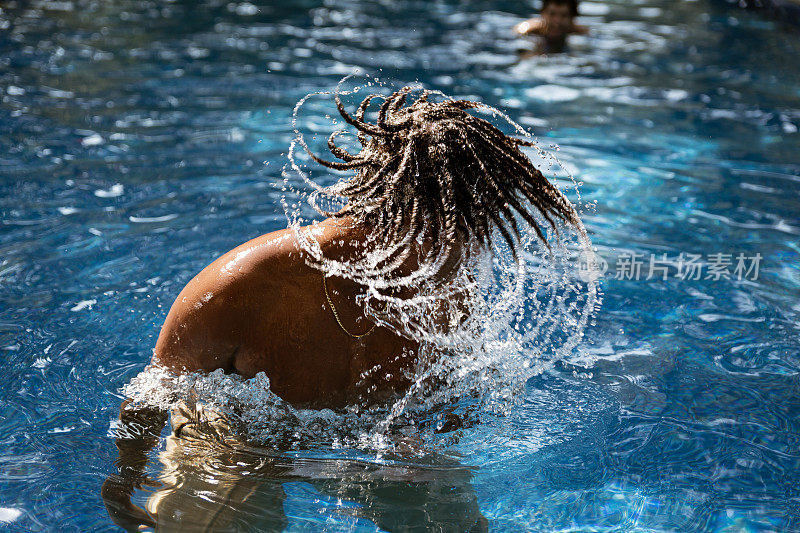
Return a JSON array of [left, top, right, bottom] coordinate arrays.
[[302, 86, 581, 284]]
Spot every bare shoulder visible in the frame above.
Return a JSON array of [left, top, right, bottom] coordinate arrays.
[[514, 17, 543, 36], [153, 227, 306, 373]]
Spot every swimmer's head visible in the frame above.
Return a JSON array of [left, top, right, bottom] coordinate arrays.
[[303, 87, 580, 279], [541, 0, 579, 38]]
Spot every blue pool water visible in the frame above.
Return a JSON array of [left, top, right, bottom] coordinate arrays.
[[1, 0, 799, 530]]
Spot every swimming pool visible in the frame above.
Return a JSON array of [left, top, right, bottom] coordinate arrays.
[[1, 0, 798, 530]]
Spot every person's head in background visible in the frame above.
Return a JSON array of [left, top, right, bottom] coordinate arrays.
[[540, 0, 579, 40], [514, 0, 586, 55]]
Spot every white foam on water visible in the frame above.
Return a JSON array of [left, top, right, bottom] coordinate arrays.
[[123, 366, 396, 447]]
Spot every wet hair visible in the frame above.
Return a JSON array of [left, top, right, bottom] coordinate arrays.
[[302, 87, 581, 281], [541, 0, 579, 18]]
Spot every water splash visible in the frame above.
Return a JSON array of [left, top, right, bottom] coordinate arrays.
[[123, 366, 398, 448], [286, 77, 601, 421], [124, 77, 602, 450]]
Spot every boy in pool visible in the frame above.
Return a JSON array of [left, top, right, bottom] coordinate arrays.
[[514, 0, 589, 54], [150, 87, 580, 409], [103, 88, 581, 530]]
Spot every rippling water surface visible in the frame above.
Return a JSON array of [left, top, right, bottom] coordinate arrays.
[[1, 0, 799, 531]]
